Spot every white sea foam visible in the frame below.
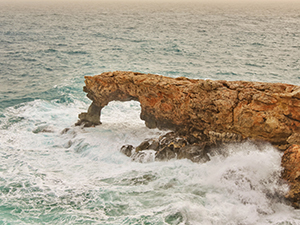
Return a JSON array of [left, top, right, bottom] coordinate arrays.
[[0, 98, 300, 224], [1, 1, 300, 223]]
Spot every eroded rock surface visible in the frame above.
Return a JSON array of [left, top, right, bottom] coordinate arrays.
[[76, 71, 300, 207], [76, 71, 300, 149], [121, 131, 238, 163], [281, 144, 300, 208]]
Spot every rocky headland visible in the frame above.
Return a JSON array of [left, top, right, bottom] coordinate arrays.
[[76, 71, 300, 208]]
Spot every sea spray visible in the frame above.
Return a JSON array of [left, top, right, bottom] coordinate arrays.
[[0, 100, 300, 224], [1, 1, 300, 223]]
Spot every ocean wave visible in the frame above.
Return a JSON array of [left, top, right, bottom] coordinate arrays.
[[1, 1, 300, 223], [0, 100, 300, 224]]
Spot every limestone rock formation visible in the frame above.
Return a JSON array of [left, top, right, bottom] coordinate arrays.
[[76, 71, 300, 149], [76, 71, 300, 207], [281, 144, 300, 208]]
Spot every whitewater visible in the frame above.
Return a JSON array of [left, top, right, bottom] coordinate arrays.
[[0, 1, 300, 224]]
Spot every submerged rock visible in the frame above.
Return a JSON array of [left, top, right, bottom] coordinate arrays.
[[32, 125, 54, 134], [120, 144, 134, 157]]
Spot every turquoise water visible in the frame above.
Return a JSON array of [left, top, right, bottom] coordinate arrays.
[[1, 1, 300, 224]]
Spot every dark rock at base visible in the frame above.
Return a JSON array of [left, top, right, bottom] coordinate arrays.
[[136, 138, 159, 152], [155, 146, 177, 161], [120, 132, 300, 209], [155, 132, 190, 161], [178, 144, 210, 163], [120, 144, 134, 157], [76, 102, 102, 127], [159, 132, 188, 152], [120, 131, 242, 163], [131, 150, 156, 163], [75, 120, 102, 127]]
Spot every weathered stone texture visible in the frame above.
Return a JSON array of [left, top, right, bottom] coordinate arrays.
[[281, 144, 300, 208], [76, 71, 300, 208], [77, 71, 300, 149]]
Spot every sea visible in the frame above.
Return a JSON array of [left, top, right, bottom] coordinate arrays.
[[0, 1, 300, 224]]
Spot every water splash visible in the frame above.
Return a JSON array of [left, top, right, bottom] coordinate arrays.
[[0, 1, 300, 223], [0, 99, 300, 224]]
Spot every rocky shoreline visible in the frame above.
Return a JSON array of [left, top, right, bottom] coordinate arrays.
[[120, 131, 300, 208], [121, 131, 244, 163], [76, 71, 300, 208]]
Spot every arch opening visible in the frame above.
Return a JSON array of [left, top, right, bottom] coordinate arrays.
[[101, 100, 144, 127]]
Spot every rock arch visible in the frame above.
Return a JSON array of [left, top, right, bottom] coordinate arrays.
[[76, 71, 300, 150], [75, 71, 300, 208]]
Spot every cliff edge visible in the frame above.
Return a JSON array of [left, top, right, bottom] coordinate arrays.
[[76, 71, 300, 149]]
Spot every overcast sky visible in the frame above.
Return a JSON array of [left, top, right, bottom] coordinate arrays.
[[1, 0, 299, 8], [1, 0, 299, 2]]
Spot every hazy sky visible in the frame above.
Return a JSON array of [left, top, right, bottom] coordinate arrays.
[[1, 0, 299, 2], [1, 0, 299, 8]]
